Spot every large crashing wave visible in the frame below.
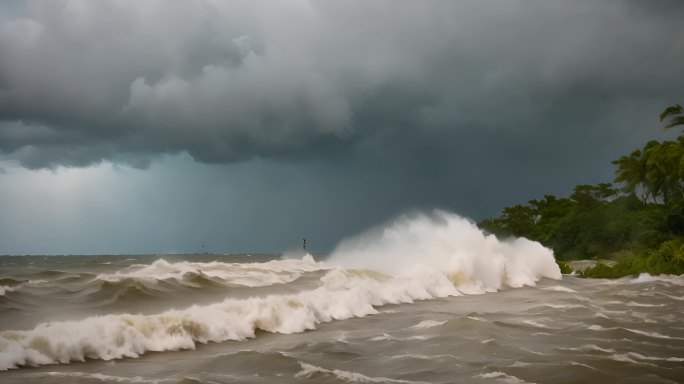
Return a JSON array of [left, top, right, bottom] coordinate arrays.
[[329, 210, 561, 293], [0, 210, 560, 370]]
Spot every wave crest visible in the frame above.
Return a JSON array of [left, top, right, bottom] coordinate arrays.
[[329, 210, 561, 293]]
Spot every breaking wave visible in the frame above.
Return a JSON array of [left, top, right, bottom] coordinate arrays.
[[329, 210, 561, 293], [95, 257, 325, 287], [0, 210, 560, 370]]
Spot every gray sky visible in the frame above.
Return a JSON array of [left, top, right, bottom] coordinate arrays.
[[1, 0, 683, 254]]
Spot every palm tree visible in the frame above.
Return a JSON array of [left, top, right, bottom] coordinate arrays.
[[612, 148, 651, 202], [654, 104, 684, 204], [660, 104, 684, 130]]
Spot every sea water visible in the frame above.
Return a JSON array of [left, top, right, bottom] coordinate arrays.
[[0, 211, 682, 383]]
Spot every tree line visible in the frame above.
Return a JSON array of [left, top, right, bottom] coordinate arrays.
[[479, 104, 684, 277]]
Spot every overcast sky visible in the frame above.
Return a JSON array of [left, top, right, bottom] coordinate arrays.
[[1, 0, 683, 255]]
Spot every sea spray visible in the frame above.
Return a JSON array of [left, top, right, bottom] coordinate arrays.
[[0, 210, 562, 370], [329, 210, 561, 292]]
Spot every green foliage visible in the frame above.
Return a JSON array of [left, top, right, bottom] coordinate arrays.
[[580, 238, 684, 277], [660, 103, 684, 130], [556, 260, 573, 275], [579, 261, 624, 278], [480, 103, 684, 278], [479, 190, 668, 261]]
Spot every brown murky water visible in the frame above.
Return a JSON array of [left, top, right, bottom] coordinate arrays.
[[1, 254, 682, 383]]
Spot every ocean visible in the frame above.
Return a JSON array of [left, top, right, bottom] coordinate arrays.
[[0, 212, 683, 383]]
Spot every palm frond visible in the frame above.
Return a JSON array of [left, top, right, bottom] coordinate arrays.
[[664, 115, 684, 129], [659, 104, 682, 122]]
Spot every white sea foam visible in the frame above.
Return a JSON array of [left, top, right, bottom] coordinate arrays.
[[587, 325, 684, 341], [370, 333, 394, 341], [627, 352, 684, 362], [624, 328, 684, 341], [511, 361, 532, 367], [556, 344, 614, 353], [631, 273, 684, 285], [95, 256, 324, 287], [406, 335, 430, 341], [0, 285, 18, 296], [389, 353, 457, 361], [477, 371, 534, 384], [625, 301, 663, 308], [522, 319, 549, 329], [542, 285, 576, 293], [544, 303, 585, 309], [655, 292, 684, 301], [610, 354, 656, 366], [411, 320, 447, 329], [295, 362, 428, 383]]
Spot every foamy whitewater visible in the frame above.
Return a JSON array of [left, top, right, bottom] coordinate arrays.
[[0, 211, 682, 383]]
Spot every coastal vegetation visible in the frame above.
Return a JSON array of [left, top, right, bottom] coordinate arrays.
[[480, 105, 684, 277]]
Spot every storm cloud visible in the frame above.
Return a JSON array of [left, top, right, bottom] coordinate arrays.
[[1, 0, 682, 168], [1, 1, 683, 254]]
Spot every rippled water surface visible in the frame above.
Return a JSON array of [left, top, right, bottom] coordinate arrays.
[[1, 254, 682, 384]]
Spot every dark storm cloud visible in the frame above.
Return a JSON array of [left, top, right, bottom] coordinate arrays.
[[0, 0, 682, 170]]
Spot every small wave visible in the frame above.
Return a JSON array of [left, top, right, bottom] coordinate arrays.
[[369, 333, 430, 342], [542, 286, 576, 293], [406, 335, 430, 341], [588, 325, 684, 341], [625, 328, 684, 341], [543, 303, 585, 309], [631, 273, 684, 285], [556, 344, 614, 353], [295, 362, 428, 383], [0, 285, 18, 296], [610, 354, 656, 367], [389, 353, 457, 361], [568, 361, 601, 372], [411, 320, 447, 329], [627, 352, 684, 362], [625, 301, 663, 308], [510, 361, 532, 367], [655, 292, 684, 301], [477, 371, 534, 384], [522, 319, 549, 329], [519, 347, 544, 356], [371, 333, 394, 341], [36, 372, 166, 383]]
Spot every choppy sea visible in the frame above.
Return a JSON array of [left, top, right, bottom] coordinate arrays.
[[1, 212, 682, 383]]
